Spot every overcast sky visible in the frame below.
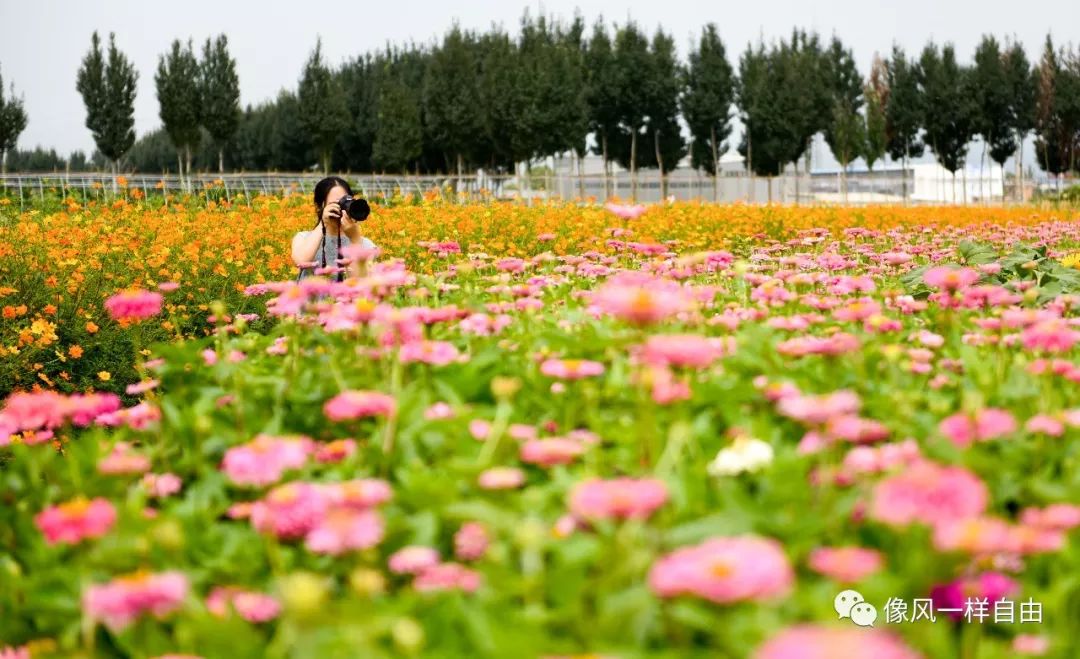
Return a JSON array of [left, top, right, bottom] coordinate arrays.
[[1, 0, 1078, 168]]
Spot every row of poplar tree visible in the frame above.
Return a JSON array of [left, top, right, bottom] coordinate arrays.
[[1, 14, 1079, 188]]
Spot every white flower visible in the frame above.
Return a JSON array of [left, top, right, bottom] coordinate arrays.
[[707, 437, 774, 476]]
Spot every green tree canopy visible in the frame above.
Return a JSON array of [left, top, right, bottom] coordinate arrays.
[[155, 39, 202, 177], [200, 35, 240, 173], [76, 32, 138, 177], [299, 39, 350, 173], [681, 24, 734, 177], [0, 65, 29, 174]]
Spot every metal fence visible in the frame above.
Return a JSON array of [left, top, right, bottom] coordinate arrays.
[[0, 170, 1059, 211]]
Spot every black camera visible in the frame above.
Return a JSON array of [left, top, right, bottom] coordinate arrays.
[[336, 195, 370, 222]]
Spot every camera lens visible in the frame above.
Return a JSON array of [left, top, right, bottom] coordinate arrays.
[[346, 198, 370, 221]]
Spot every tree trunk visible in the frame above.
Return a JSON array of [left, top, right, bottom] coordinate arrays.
[[177, 153, 184, 192], [456, 153, 464, 196], [711, 125, 719, 203], [218, 148, 224, 174], [1015, 131, 1023, 203], [1, 149, 6, 175], [577, 151, 585, 200], [185, 146, 193, 192], [112, 160, 118, 195], [962, 167, 968, 205], [601, 133, 610, 200], [980, 141, 987, 205], [654, 128, 666, 200], [902, 146, 909, 205], [747, 128, 754, 203], [794, 158, 800, 206], [630, 129, 638, 202], [767, 176, 773, 204]]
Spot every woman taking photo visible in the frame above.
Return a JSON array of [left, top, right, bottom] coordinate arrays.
[[292, 176, 377, 281]]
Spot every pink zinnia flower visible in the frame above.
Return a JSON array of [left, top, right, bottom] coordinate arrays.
[[932, 516, 1014, 554], [104, 289, 163, 321], [754, 625, 922, 659], [870, 461, 988, 527], [97, 442, 151, 475], [649, 535, 793, 603], [520, 438, 585, 466], [221, 435, 312, 487], [35, 497, 116, 544], [0, 646, 29, 659], [638, 334, 732, 368], [454, 522, 490, 560], [1020, 503, 1080, 530], [413, 563, 481, 593], [539, 358, 605, 379], [314, 438, 357, 463], [399, 340, 462, 366], [304, 508, 384, 555], [389, 546, 441, 574], [478, 467, 526, 490], [82, 571, 189, 631], [250, 482, 328, 540], [1025, 414, 1065, 436], [938, 408, 1017, 447], [206, 586, 280, 623], [930, 572, 1018, 620], [776, 390, 861, 426], [125, 379, 160, 395], [1021, 320, 1080, 353], [1013, 634, 1050, 655], [322, 478, 392, 509], [569, 478, 668, 520], [468, 419, 492, 440], [604, 202, 647, 220], [324, 390, 397, 421], [142, 473, 182, 498], [591, 274, 691, 325], [424, 402, 455, 420], [807, 546, 884, 583], [923, 266, 979, 291]]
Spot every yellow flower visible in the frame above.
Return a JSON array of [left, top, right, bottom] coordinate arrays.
[[97, 371, 111, 381], [1060, 252, 1080, 269]]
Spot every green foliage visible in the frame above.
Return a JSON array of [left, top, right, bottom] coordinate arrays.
[[884, 45, 925, 164], [863, 57, 888, 172], [372, 80, 423, 173], [902, 240, 1080, 304], [918, 42, 975, 174], [298, 39, 350, 174], [155, 40, 202, 175], [972, 35, 1017, 167], [610, 22, 651, 172], [584, 21, 620, 167], [641, 29, 686, 176], [422, 26, 484, 174], [200, 35, 241, 173], [1034, 36, 1080, 177], [823, 37, 864, 170], [736, 39, 802, 179], [77, 32, 138, 169], [682, 25, 734, 175], [0, 64, 29, 174]]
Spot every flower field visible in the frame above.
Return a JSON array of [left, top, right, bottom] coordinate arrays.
[[2, 196, 1080, 657]]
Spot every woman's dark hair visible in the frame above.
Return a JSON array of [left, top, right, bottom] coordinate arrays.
[[310, 176, 353, 282], [313, 176, 353, 227]]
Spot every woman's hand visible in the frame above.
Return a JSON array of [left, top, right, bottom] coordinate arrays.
[[321, 202, 342, 225], [340, 212, 361, 239]]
